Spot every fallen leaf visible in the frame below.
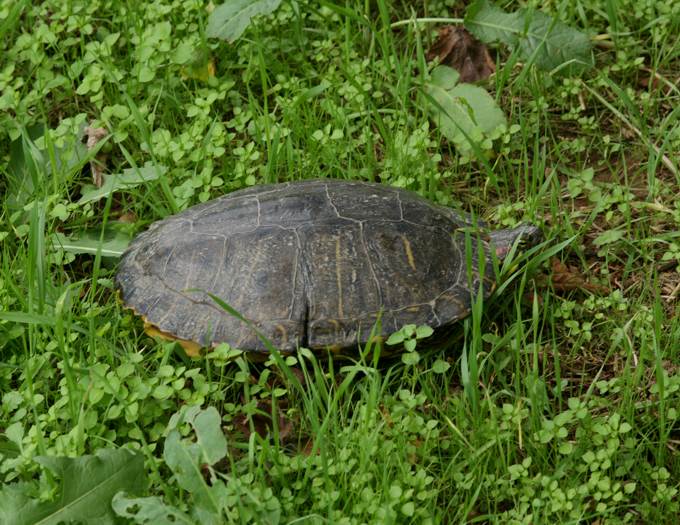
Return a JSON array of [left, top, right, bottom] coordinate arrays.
[[85, 125, 107, 149], [300, 438, 317, 456], [117, 211, 138, 224], [408, 438, 423, 464], [181, 59, 216, 82], [549, 258, 609, 294], [640, 67, 675, 97], [427, 26, 495, 83], [84, 125, 108, 188], [380, 405, 393, 428], [232, 398, 295, 443], [658, 269, 680, 302], [288, 365, 307, 387], [523, 291, 544, 306]]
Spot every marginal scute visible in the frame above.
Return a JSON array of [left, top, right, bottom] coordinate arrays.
[[116, 179, 526, 353]]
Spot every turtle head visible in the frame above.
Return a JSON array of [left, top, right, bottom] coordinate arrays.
[[488, 223, 543, 261]]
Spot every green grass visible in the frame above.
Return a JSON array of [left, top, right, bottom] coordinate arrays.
[[1, 0, 680, 523]]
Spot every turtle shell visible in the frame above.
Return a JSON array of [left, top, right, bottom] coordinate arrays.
[[116, 179, 499, 354]]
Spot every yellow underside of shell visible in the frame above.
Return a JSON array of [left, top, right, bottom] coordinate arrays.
[[142, 318, 203, 357]]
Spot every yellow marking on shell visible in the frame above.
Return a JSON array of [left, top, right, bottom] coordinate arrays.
[[335, 238, 344, 318], [401, 235, 417, 271], [275, 323, 288, 344]]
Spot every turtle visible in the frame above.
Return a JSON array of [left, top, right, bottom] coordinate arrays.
[[115, 179, 542, 356]]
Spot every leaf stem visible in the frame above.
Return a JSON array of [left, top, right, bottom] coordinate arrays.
[[390, 17, 464, 29]]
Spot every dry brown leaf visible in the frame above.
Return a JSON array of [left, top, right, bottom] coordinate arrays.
[[84, 125, 108, 187], [639, 68, 677, 97], [301, 438, 317, 456], [181, 59, 216, 82], [408, 438, 423, 464], [232, 398, 295, 442], [85, 125, 107, 149], [288, 365, 307, 387], [380, 404, 393, 428], [523, 291, 544, 306], [659, 269, 680, 302], [549, 258, 609, 294], [117, 211, 138, 224], [427, 26, 495, 83]]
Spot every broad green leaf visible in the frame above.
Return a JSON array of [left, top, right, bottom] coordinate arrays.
[[138, 65, 155, 83], [172, 41, 195, 65], [8, 125, 88, 216], [0, 448, 145, 525], [465, 0, 521, 47], [559, 442, 574, 455], [432, 359, 451, 374], [166, 404, 203, 432], [465, 0, 593, 73], [7, 126, 47, 212], [163, 431, 204, 492], [386, 332, 405, 345], [402, 350, 420, 365], [401, 501, 415, 517], [0, 483, 51, 525], [152, 384, 174, 400], [618, 422, 632, 434], [402, 324, 416, 338], [4, 422, 23, 451], [163, 406, 227, 485], [163, 431, 220, 513], [78, 162, 165, 204], [593, 229, 625, 247], [112, 493, 194, 525], [193, 407, 228, 465], [51, 229, 131, 258], [115, 408, 228, 524], [207, 0, 282, 42], [426, 65, 507, 150], [415, 325, 434, 339], [0, 437, 20, 458]]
